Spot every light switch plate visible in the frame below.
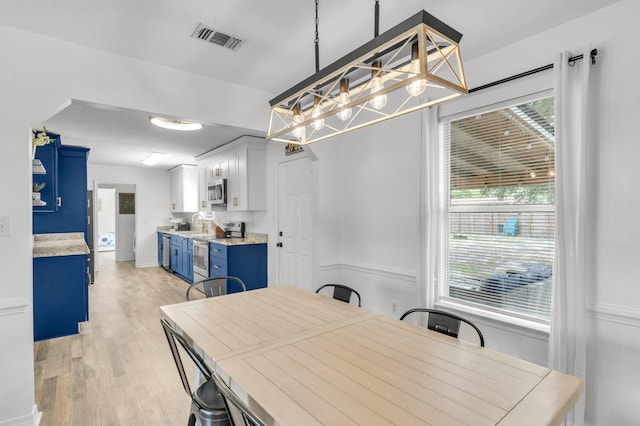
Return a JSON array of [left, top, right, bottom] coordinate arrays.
[[0, 216, 12, 236]]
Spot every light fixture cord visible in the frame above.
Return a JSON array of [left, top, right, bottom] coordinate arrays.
[[315, 0, 320, 72], [374, 0, 380, 37]]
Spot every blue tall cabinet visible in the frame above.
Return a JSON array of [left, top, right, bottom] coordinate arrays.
[[33, 140, 90, 341]]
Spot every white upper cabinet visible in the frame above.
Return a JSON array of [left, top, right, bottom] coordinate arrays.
[[198, 165, 209, 211], [169, 165, 199, 212], [227, 139, 266, 211], [196, 136, 267, 212]]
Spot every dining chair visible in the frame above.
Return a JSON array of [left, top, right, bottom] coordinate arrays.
[[186, 276, 247, 301], [211, 371, 267, 426], [160, 319, 231, 426], [315, 284, 361, 307], [400, 308, 485, 347]]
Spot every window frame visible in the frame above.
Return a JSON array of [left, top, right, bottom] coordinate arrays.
[[435, 90, 555, 332]]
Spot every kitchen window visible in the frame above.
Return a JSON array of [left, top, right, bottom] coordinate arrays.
[[439, 95, 555, 323]]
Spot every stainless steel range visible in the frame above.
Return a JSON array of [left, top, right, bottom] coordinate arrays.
[[191, 221, 246, 293]]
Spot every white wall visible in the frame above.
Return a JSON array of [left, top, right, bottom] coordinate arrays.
[[0, 23, 271, 423], [90, 166, 170, 268], [97, 188, 116, 234], [288, 1, 640, 424]]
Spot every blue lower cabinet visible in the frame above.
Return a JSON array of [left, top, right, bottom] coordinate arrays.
[[157, 232, 164, 265], [209, 243, 267, 293], [33, 254, 88, 341], [169, 235, 193, 283], [169, 235, 181, 275], [186, 239, 194, 282]]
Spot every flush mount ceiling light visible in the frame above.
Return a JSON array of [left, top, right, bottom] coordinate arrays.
[[267, 1, 467, 146], [142, 152, 167, 166], [149, 116, 203, 131]]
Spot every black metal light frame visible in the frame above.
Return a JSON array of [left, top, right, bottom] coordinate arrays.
[[267, 10, 467, 145]]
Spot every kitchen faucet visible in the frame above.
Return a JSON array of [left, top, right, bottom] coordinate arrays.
[[191, 213, 205, 233]]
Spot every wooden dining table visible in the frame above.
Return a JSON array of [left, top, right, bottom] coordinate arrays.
[[160, 285, 582, 426]]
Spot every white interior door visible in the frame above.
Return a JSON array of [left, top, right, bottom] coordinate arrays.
[[277, 157, 313, 291]]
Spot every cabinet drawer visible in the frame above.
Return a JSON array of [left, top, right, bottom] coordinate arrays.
[[209, 243, 227, 259], [209, 262, 228, 277]]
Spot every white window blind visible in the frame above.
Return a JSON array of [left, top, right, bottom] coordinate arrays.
[[441, 96, 555, 322]]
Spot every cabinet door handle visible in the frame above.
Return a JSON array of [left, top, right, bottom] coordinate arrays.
[[57, 197, 62, 207], [276, 242, 283, 248], [213, 265, 220, 269]]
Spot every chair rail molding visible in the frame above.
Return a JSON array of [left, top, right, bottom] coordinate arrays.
[[320, 260, 416, 284], [588, 302, 640, 327], [0, 298, 28, 317]]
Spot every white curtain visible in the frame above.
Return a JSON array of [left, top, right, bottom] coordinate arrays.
[[549, 46, 596, 426], [419, 105, 441, 308]]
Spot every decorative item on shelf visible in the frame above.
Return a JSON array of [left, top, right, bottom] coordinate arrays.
[[285, 143, 304, 156], [32, 182, 46, 206], [266, 0, 467, 146], [31, 127, 53, 159]]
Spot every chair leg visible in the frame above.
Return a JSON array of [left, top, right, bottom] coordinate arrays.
[[188, 411, 197, 426]]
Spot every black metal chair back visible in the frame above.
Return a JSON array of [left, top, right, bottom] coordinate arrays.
[[400, 308, 485, 347], [186, 276, 247, 300], [315, 284, 361, 307], [161, 319, 230, 426]]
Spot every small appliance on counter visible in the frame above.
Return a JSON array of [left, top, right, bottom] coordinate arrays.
[[170, 218, 190, 231], [222, 221, 245, 238], [176, 223, 190, 231]]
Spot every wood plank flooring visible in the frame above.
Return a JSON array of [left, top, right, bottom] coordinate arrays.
[[34, 252, 205, 425]]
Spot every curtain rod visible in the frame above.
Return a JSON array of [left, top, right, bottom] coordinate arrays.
[[468, 48, 598, 93]]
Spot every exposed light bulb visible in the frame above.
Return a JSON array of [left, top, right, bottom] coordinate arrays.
[[292, 103, 306, 141], [548, 169, 555, 177], [370, 61, 387, 110], [311, 93, 325, 131], [405, 43, 427, 97], [336, 78, 352, 121], [530, 171, 537, 178]]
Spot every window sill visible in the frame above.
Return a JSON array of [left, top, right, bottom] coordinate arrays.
[[435, 299, 551, 339]]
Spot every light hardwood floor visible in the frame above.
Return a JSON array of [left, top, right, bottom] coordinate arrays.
[[34, 252, 205, 425]]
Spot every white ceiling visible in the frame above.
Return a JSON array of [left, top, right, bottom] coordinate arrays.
[[2, 0, 620, 169], [44, 100, 264, 169]]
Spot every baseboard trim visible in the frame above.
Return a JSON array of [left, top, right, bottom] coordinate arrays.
[[588, 303, 640, 327], [0, 405, 41, 426], [320, 261, 416, 284], [0, 298, 28, 317]]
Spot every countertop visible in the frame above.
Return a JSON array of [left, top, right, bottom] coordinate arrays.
[[33, 232, 90, 258], [158, 228, 268, 246]]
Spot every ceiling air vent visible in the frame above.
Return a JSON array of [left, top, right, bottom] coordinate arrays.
[[191, 23, 244, 51]]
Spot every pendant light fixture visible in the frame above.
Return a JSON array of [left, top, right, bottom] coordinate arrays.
[[267, 1, 467, 145]]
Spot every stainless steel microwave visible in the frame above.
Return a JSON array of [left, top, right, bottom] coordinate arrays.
[[208, 179, 226, 204]]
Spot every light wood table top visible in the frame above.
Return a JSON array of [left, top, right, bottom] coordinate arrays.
[[160, 285, 582, 426]]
